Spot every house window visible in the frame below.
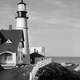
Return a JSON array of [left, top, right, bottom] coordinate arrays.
[[3, 53, 12, 61], [7, 55, 12, 61]]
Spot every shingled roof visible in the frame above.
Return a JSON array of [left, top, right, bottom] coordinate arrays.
[[0, 30, 23, 53]]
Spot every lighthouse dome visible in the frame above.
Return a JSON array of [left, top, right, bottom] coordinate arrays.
[[17, 0, 26, 11], [17, 0, 26, 5]]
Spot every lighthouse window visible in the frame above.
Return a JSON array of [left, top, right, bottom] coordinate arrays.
[[22, 12, 26, 17], [18, 11, 26, 17], [20, 11, 26, 17]]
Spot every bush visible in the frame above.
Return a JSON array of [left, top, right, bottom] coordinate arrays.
[[0, 65, 4, 72], [36, 62, 80, 80]]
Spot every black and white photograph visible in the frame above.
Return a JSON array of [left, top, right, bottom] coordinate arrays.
[[0, 0, 80, 80]]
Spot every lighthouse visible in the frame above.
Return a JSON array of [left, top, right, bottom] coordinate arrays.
[[16, 0, 30, 64]]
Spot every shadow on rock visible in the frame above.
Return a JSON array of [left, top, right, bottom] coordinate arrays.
[[36, 62, 80, 80]]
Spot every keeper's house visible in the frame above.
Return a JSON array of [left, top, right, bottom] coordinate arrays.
[[0, 0, 30, 67]]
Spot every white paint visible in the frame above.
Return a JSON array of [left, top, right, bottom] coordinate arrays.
[[6, 53, 16, 65], [16, 0, 30, 64], [23, 29, 29, 54], [30, 72, 33, 80], [17, 42, 23, 64], [31, 58, 52, 80], [1, 51, 16, 66], [6, 39, 12, 44], [16, 18, 27, 29], [30, 47, 45, 55], [18, 4, 26, 11]]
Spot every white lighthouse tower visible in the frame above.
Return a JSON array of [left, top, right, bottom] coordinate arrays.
[[16, 0, 30, 64]]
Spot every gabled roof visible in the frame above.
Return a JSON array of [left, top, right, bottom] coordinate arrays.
[[30, 53, 44, 58], [0, 30, 23, 53], [30, 52, 44, 64]]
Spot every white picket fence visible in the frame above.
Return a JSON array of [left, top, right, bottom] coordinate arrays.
[[30, 58, 52, 80]]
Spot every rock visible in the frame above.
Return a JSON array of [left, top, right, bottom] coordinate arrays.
[[36, 62, 80, 80]]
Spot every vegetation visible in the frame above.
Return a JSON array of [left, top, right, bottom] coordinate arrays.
[[0, 62, 80, 80], [36, 62, 80, 80], [0, 65, 4, 72], [0, 65, 33, 80]]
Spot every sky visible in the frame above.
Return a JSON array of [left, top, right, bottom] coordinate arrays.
[[0, 0, 80, 56]]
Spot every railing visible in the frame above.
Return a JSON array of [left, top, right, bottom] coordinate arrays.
[[30, 58, 52, 80]]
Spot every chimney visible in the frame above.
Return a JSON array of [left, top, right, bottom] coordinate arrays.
[[9, 25, 12, 30]]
